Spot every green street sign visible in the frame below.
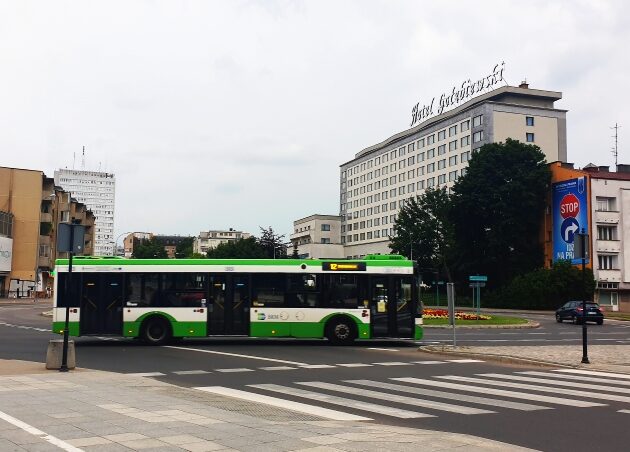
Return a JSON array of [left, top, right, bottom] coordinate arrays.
[[469, 275, 488, 282]]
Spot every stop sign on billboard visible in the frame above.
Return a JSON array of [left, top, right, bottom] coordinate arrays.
[[560, 193, 580, 219]]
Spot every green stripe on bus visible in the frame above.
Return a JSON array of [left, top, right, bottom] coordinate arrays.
[[250, 315, 371, 340], [123, 313, 207, 338], [414, 324, 424, 340], [52, 322, 79, 336]]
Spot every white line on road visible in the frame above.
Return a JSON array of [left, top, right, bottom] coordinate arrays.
[[215, 368, 254, 373], [164, 345, 308, 366], [367, 347, 400, 351], [446, 359, 485, 363], [412, 361, 447, 365], [0, 409, 84, 451], [252, 383, 425, 419], [336, 363, 374, 367], [125, 372, 165, 377], [619, 410, 630, 414], [551, 369, 630, 380], [519, 371, 630, 386], [394, 377, 604, 407], [194, 386, 371, 421], [259, 366, 296, 371], [172, 370, 211, 375], [372, 362, 413, 366], [477, 373, 630, 394], [298, 364, 337, 369]]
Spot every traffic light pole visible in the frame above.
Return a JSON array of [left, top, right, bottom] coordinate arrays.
[[60, 225, 74, 372], [580, 231, 589, 364]]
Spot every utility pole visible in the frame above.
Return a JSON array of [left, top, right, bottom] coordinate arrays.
[[611, 123, 620, 169]]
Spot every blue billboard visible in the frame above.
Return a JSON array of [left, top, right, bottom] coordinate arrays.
[[552, 177, 588, 264]]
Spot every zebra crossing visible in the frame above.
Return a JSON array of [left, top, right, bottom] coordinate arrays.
[[194, 368, 630, 421]]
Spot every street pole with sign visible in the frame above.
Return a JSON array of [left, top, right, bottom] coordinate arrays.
[[575, 230, 590, 364], [447, 283, 456, 346]]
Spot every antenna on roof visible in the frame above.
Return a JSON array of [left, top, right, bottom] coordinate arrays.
[[73, 152, 75, 170], [81, 146, 86, 170], [612, 123, 621, 169]]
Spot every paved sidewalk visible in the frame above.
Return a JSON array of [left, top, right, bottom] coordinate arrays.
[[0, 360, 536, 452]]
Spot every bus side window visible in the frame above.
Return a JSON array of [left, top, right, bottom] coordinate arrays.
[[326, 275, 359, 308], [252, 274, 286, 307]]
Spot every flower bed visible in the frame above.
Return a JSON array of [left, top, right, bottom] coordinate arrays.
[[423, 308, 491, 321]]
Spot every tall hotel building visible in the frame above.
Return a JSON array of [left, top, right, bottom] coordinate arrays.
[[54, 169, 116, 256], [340, 83, 568, 258]]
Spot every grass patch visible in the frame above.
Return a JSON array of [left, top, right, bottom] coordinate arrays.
[[605, 312, 630, 321], [424, 315, 528, 326]]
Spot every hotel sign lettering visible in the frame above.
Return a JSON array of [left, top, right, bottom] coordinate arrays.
[[410, 62, 506, 127]]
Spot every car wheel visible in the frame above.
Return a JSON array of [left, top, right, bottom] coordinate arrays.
[[326, 317, 357, 345], [572, 315, 578, 325], [141, 316, 172, 346], [556, 314, 562, 323], [597, 319, 604, 325]]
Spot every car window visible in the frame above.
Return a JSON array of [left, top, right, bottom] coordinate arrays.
[[585, 303, 599, 308]]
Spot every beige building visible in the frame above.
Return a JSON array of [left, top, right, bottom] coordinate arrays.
[[193, 229, 251, 255], [340, 83, 567, 258], [289, 214, 344, 259], [0, 166, 94, 298]]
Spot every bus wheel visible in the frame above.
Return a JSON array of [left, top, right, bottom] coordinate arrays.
[[326, 317, 357, 345], [141, 317, 172, 346]]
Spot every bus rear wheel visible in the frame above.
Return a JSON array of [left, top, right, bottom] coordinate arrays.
[[326, 317, 357, 345], [141, 317, 172, 346]]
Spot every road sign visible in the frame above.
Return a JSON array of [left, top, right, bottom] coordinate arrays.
[[469, 275, 488, 282], [469, 282, 486, 288], [57, 223, 86, 255], [560, 217, 579, 244]]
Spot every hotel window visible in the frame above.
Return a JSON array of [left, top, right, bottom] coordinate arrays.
[[438, 159, 446, 170], [408, 169, 415, 178], [596, 197, 616, 211], [418, 138, 425, 148], [367, 232, 372, 240], [375, 169, 381, 177], [375, 230, 380, 238], [438, 174, 446, 185], [399, 160, 406, 169], [383, 154, 388, 163], [427, 177, 435, 187], [398, 173, 405, 182], [449, 140, 457, 152], [390, 202, 396, 210], [408, 183, 415, 192], [438, 130, 446, 141], [526, 133, 535, 142], [389, 176, 396, 184], [398, 187, 405, 196], [417, 180, 425, 190], [438, 145, 446, 155], [418, 166, 425, 176], [461, 135, 470, 147], [391, 149, 397, 159], [374, 218, 380, 226], [417, 152, 425, 162], [361, 163, 366, 171], [598, 254, 615, 270], [460, 120, 470, 132], [375, 157, 381, 165], [341, 171, 346, 179], [368, 160, 373, 168], [399, 147, 406, 157], [390, 163, 396, 171], [472, 115, 483, 127], [321, 224, 331, 231], [461, 168, 468, 176], [449, 125, 457, 137], [407, 143, 415, 153], [526, 116, 534, 126], [390, 188, 396, 197], [427, 163, 435, 173], [449, 155, 458, 166], [597, 225, 616, 241], [473, 131, 484, 143], [407, 156, 415, 165], [427, 134, 435, 145], [427, 148, 435, 159], [449, 171, 458, 182]]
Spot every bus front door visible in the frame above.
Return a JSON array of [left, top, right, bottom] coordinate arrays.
[[80, 274, 123, 335], [370, 276, 395, 337]]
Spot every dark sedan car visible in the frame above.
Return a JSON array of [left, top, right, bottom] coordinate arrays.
[[556, 301, 604, 325]]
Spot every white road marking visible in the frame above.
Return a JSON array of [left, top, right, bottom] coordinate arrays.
[[551, 369, 630, 380], [336, 363, 373, 367], [297, 381, 493, 415], [412, 361, 447, 365], [478, 373, 630, 394], [347, 380, 548, 411], [437, 375, 630, 403], [0, 322, 50, 333], [298, 364, 336, 369], [372, 362, 413, 366], [367, 347, 399, 351], [215, 368, 254, 373], [251, 384, 425, 419], [619, 410, 630, 414], [125, 372, 165, 377], [193, 386, 371, 421], [0, 409, 84, 451], [519, 371, 630, 387], [446, 359, 485, 363], [259, 366, 296, 371], [394, 377, 604, 407], [164, 345, 308, 366], [172, 370, 211, 375]]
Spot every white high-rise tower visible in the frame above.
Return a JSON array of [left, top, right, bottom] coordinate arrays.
[[54, 168, 116, 256]]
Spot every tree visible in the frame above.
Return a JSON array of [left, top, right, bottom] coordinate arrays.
[[175, 237, 194, 258], [133, 237, 168, 258], [206, 237, 267, 259], [257, 226, 287, 258], [449, 138, 551, 288], [389, 187, 455, 281]]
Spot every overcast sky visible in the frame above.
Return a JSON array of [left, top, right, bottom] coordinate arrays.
[[1, 0, 628, 241]]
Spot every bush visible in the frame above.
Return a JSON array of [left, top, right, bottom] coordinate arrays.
[[484, 260, 595, 310]]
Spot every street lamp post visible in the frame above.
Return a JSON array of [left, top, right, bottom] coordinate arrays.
[[114, 231, 137, 257]]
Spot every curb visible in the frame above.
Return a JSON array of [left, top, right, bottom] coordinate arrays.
[[423, 320, 540, 329], [419, 345, 574, 368]]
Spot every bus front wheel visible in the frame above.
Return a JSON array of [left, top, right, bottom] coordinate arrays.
[[326, 317, 357, 345], [141, 317, 172, 346]]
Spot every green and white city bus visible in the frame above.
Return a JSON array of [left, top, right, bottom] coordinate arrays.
[[52, 255, 423, 345]]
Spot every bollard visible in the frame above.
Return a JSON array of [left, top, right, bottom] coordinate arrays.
[[46, 339, 76, 370]]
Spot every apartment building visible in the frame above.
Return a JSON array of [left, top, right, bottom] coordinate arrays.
[[0, 166, 94, 297], [289, 214, 344, 259], [193, 229, 251, 255], [55, 168, 116, 256], [340, 83, 567, 258]]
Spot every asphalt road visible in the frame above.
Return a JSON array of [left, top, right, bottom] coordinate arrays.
[[2, 303, 630, 451]]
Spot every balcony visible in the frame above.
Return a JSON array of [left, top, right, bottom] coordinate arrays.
[[38, 256, 52, 268], [596, 240, 620, 254], [40, 212, 52, 223], [39, 235, 51, 246], [290, 229, 312, 240], [594, 210, 620, 224], [596, 269, 621, 283]]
